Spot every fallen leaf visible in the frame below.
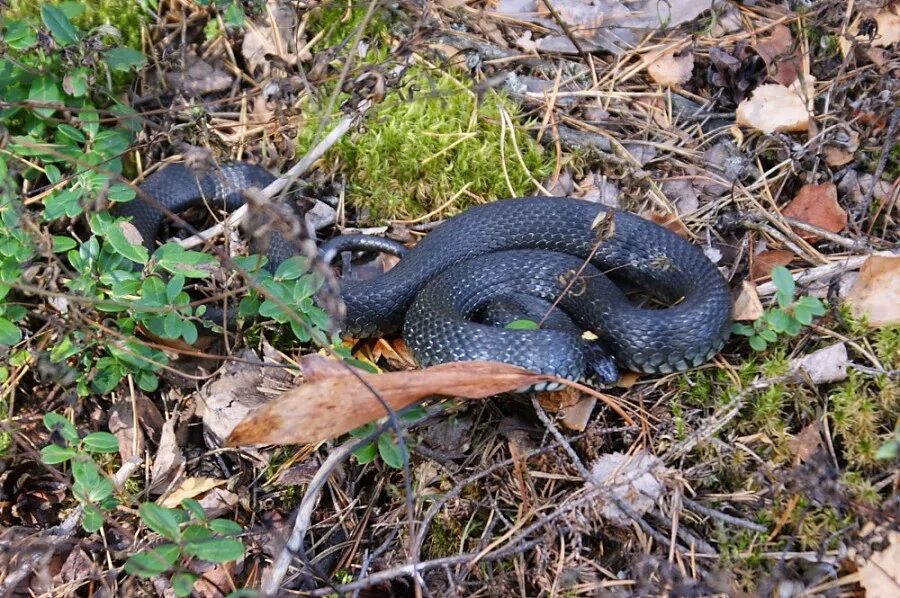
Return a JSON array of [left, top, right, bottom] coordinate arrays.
[[752, 24, 799, 87], [857, 530, 900, 598], [735, 84, 810, 134], [751, 249, 794, 281], [787, 421, 822, 464], [733, 280, 764, 321], [199, 349, 293, 446], [789, 343, 849, 384], [645, 48, 694, 86], [589, 451, 666, 527], [108, 400, 144, 464], [160, 477, 226, 508], [226, 360, 550, 446], [641, 210, 690, 238], [241, 0, 306, 76], [840, 5, 900, 56], [844, 255, 900, 326], [538, 385, 582, 411], [782, 183, 848, 241], [560, 396, 597, 431], [149, 416, 185, 495], [198, 488, 239, 519], [662, 180, 699, 215], [616, 371, 640, 389], [164, 51, 233, 96]]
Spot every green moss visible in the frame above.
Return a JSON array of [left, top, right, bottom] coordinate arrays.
[[7, 0, 147, 48], [829, 369, 898, 469], [297, 67, 552, 222], [306, 0, 392, 50], [874, 325, 900, 369]]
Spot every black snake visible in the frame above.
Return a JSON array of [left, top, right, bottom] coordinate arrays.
[[115, 162, 732, 385]]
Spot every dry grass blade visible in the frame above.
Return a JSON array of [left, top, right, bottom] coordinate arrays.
[[226, 359, 550, 446]]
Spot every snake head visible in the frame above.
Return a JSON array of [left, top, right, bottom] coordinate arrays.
[[582, 341, 618, 387]]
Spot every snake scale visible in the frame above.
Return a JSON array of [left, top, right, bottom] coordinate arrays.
[[115, 162, 732, 385]]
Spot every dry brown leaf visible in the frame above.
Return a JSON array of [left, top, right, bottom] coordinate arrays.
[[560, 396, 597, 431], [645, 48, 694, 86], [789, 343, 849, 384], [844, 255, 900, 326], [616, 371, 640, 388], [149, 417, 185, 495], [752, 24, 799, 87], [782, 183, 848, 241], [857, 530, 900, 598], [589, 452, 666, 527], [787, 421, 822, 464], [840, 5, 900, 56], [227, 360, 549, 446], [751, 249, 794, 281], [733, 280, 764, 321], [823, 145, 855, 166], [164, 52, 233, 96], [160, 477, 226, 508], [198, 488, 239, 519], [641, 210, 690, 238], [735, 84, 810, 134]]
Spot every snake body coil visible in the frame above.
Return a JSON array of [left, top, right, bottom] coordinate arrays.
[[119, 163, 732, 381]]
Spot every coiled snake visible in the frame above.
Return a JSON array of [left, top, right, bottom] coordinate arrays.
[[116, 162, 732, 385]]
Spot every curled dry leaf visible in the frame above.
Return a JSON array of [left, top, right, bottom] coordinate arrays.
[[844, 255, 900, 326], [782, 183, 848, 241], [732, 280, 764, 321], [751, 249, 794, 281], [839, 5, 900, 56], [644, 48, 694, 86], [589, 451, 666, 527], [226, 359, 550, 446], [787, 421, 822, 465], [752, 24, 799, 87], [789, 342, 849, 385], [160, 477, 226, 509], [735, 84, 810, 134], [857, 530, 900, 598], [641, 210, 690, 238]]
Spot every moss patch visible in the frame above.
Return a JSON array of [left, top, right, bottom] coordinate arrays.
[[297, 67, 552, 222]]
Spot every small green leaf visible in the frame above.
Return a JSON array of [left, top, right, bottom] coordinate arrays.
[[28, 77, 63, 119], [63, 68, 89, 97], [505, 319, 540, 330], [771, 266, 795, 306], [82, 432, 119, 453], [749, 335, 768, 351], [0, 317, 21, 346], [124, 543, 180, 578], [792, 304, 813, 325], [52, 236, 78, 253], [41, 444, 77, 464], [81, 503, 104, 532], [139, 503, 183, 542], [166, 274, 185, 302], [41, 4, 80, 45], [181, 498, 206, 521], [352, 441, 377, 465], [758, 329, 778, 343], [43, 412, 79, 442], [875, 440, 898, 461], [87, 476, 115, 503], [183, 537, 245, 563], [181, 320, 198, 345], [102, 48, 147, 72], [274, 256, 311, 280], [767, 309, 792, 333], [784, 318, 802, 336], [209, 519, 243, 536], [172, 572, 197, 597], [377, 434, 407, 469], [105, 224, 149, 265], [163, 311, 182, 338]]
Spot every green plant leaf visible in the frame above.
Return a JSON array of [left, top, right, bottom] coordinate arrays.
[[82, 432, 120, 453], [28, 77, 63, 119], [183, 537, 245, 563], [792, 304, 813, 325], [771, 266, 795, 308], [181, 320, 198, 345], [43, 412, 79, 442], [758, 329, 778, 343], [82, 503, 105, 532], [163, 311, 182, 338], [172, 572, 197, 597], [767, 309, 792, 333], [0, 317, 21, 345], [87, 476, 115, 503], [64, 67, 90, 98], [377, 434, 407, 469], [105, 224, 149, 264], [139, 503, 183, 542], [181, 498, 206, 521], [749, 335, 768, 351], [52, 236, 78, 253], [352, 441, 377, 465], [102, 48, 147, 72], [40, 444, 78, 464], [41, 4, 80, 45], [274, 256, 311, 281], [505, 319, 539, 330], [209, 519, 243, 536], [124, 543, 180, 578]]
